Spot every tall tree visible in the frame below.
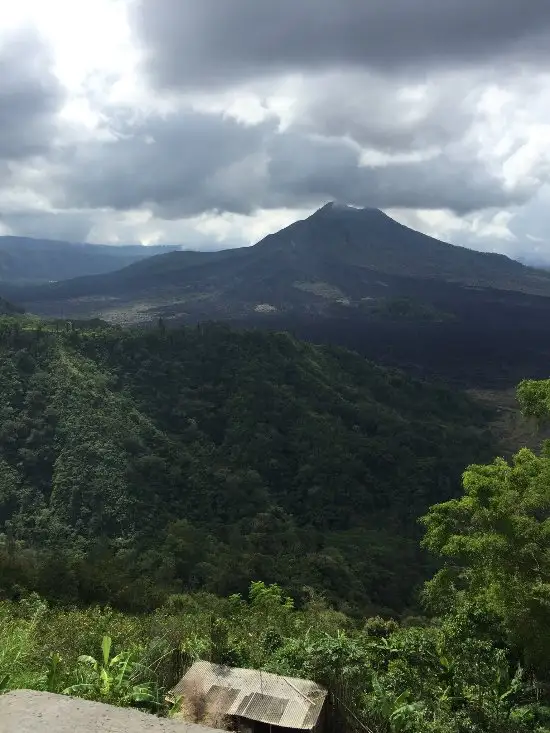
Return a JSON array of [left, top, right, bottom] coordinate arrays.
[[422, 378, 550, 673]]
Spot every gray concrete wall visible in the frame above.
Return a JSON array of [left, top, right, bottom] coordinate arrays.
[[0, 690, 224, 733]]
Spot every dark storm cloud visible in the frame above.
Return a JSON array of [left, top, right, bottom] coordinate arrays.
[[264, 133, 532, 214], [0, 27, 65, 161], [57, 109, 274, 216], [289, 70, 481, 152], [133, 0, 550, 90], [2, 2, 548, 248], [55, 108, 535, 219], [0, 209, 96, 244]]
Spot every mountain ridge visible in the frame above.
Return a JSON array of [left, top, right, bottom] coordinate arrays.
[[5, 202, 550, 320], [0, 236, 182, 284], [5, 204, 550, 389], [261, 201, 535, 280]]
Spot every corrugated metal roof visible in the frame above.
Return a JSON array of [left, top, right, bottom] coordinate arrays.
[[168, 661, 327, 730]]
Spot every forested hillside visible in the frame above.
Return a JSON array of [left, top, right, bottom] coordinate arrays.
[[2, 316, 550, 732], [0, 316, 493, 613]]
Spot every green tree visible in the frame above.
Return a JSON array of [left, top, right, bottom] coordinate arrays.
[[422, 381, 550, 673], [63, 635, 157, 708], [0, 459, 20, 524]]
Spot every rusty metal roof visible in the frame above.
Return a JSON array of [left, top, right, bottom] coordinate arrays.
[[168, 661, 327, 730]]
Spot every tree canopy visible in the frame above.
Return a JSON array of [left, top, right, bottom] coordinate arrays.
[[1, 316, 550, 731], [423, 377, 550, 675], [0, 316, 494, 614]]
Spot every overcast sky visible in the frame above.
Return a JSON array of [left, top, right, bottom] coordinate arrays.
[[1, 0, 550, 260]]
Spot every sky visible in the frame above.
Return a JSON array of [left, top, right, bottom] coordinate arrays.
[[1, 0, 550, 261]]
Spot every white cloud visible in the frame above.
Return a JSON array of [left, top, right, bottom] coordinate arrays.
[[2, 0, 136, 91]]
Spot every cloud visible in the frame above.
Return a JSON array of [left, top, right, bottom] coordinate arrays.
[[288, 70, 482, 153], [123, 0, 550, 242], [0, 199, 305, 250], [0, 0, 549, 260], [132, 0, 550, 91], [0, 209, 97, 244], [47, 99, 537, 224], [53, 108, 274, 216], [0, 206, 227, 248], [0, 26, 64, 162], [266, 132, 535, 213]]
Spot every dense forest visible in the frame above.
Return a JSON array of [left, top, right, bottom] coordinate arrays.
[[0, 315, 494, 614], [1, 315, 549, 731], [2, 431, 550, 733]]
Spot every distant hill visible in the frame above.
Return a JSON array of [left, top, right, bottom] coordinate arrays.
[[0, 296, 23, 315], [518, 254, 550, 271], [0, 236, 181, 284]]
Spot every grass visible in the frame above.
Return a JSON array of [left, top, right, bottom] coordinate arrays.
[[0, 597, 160, 704], [0, 602, 44, 691], [0, 593, 235, 718]]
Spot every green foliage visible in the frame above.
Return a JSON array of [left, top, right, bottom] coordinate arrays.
[[0, 317, 494, 614], [63, 635, 158, 707], [422, 446, 550, 674], [249, 581, 294, 616], [3, 316, 547, 730], [414, 373, 550, 732], [517, 379, 550, 421], [1, 577, 548, 732], [364, 616, 400, 638]]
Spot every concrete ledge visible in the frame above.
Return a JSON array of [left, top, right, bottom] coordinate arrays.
[[0, 690, 223, 733]]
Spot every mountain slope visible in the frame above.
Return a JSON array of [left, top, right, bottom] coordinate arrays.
[[7, 205, 550, 389], [0, 296, 23, 315], [6, 203, 550, 323], [0, 317, 493, 612], [0, 236, 182, 284]]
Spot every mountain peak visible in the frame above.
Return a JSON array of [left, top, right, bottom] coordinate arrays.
[[315, 201, 385, 217]]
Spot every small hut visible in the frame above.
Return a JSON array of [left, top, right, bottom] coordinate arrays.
[[168, 661, 328, 733]]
